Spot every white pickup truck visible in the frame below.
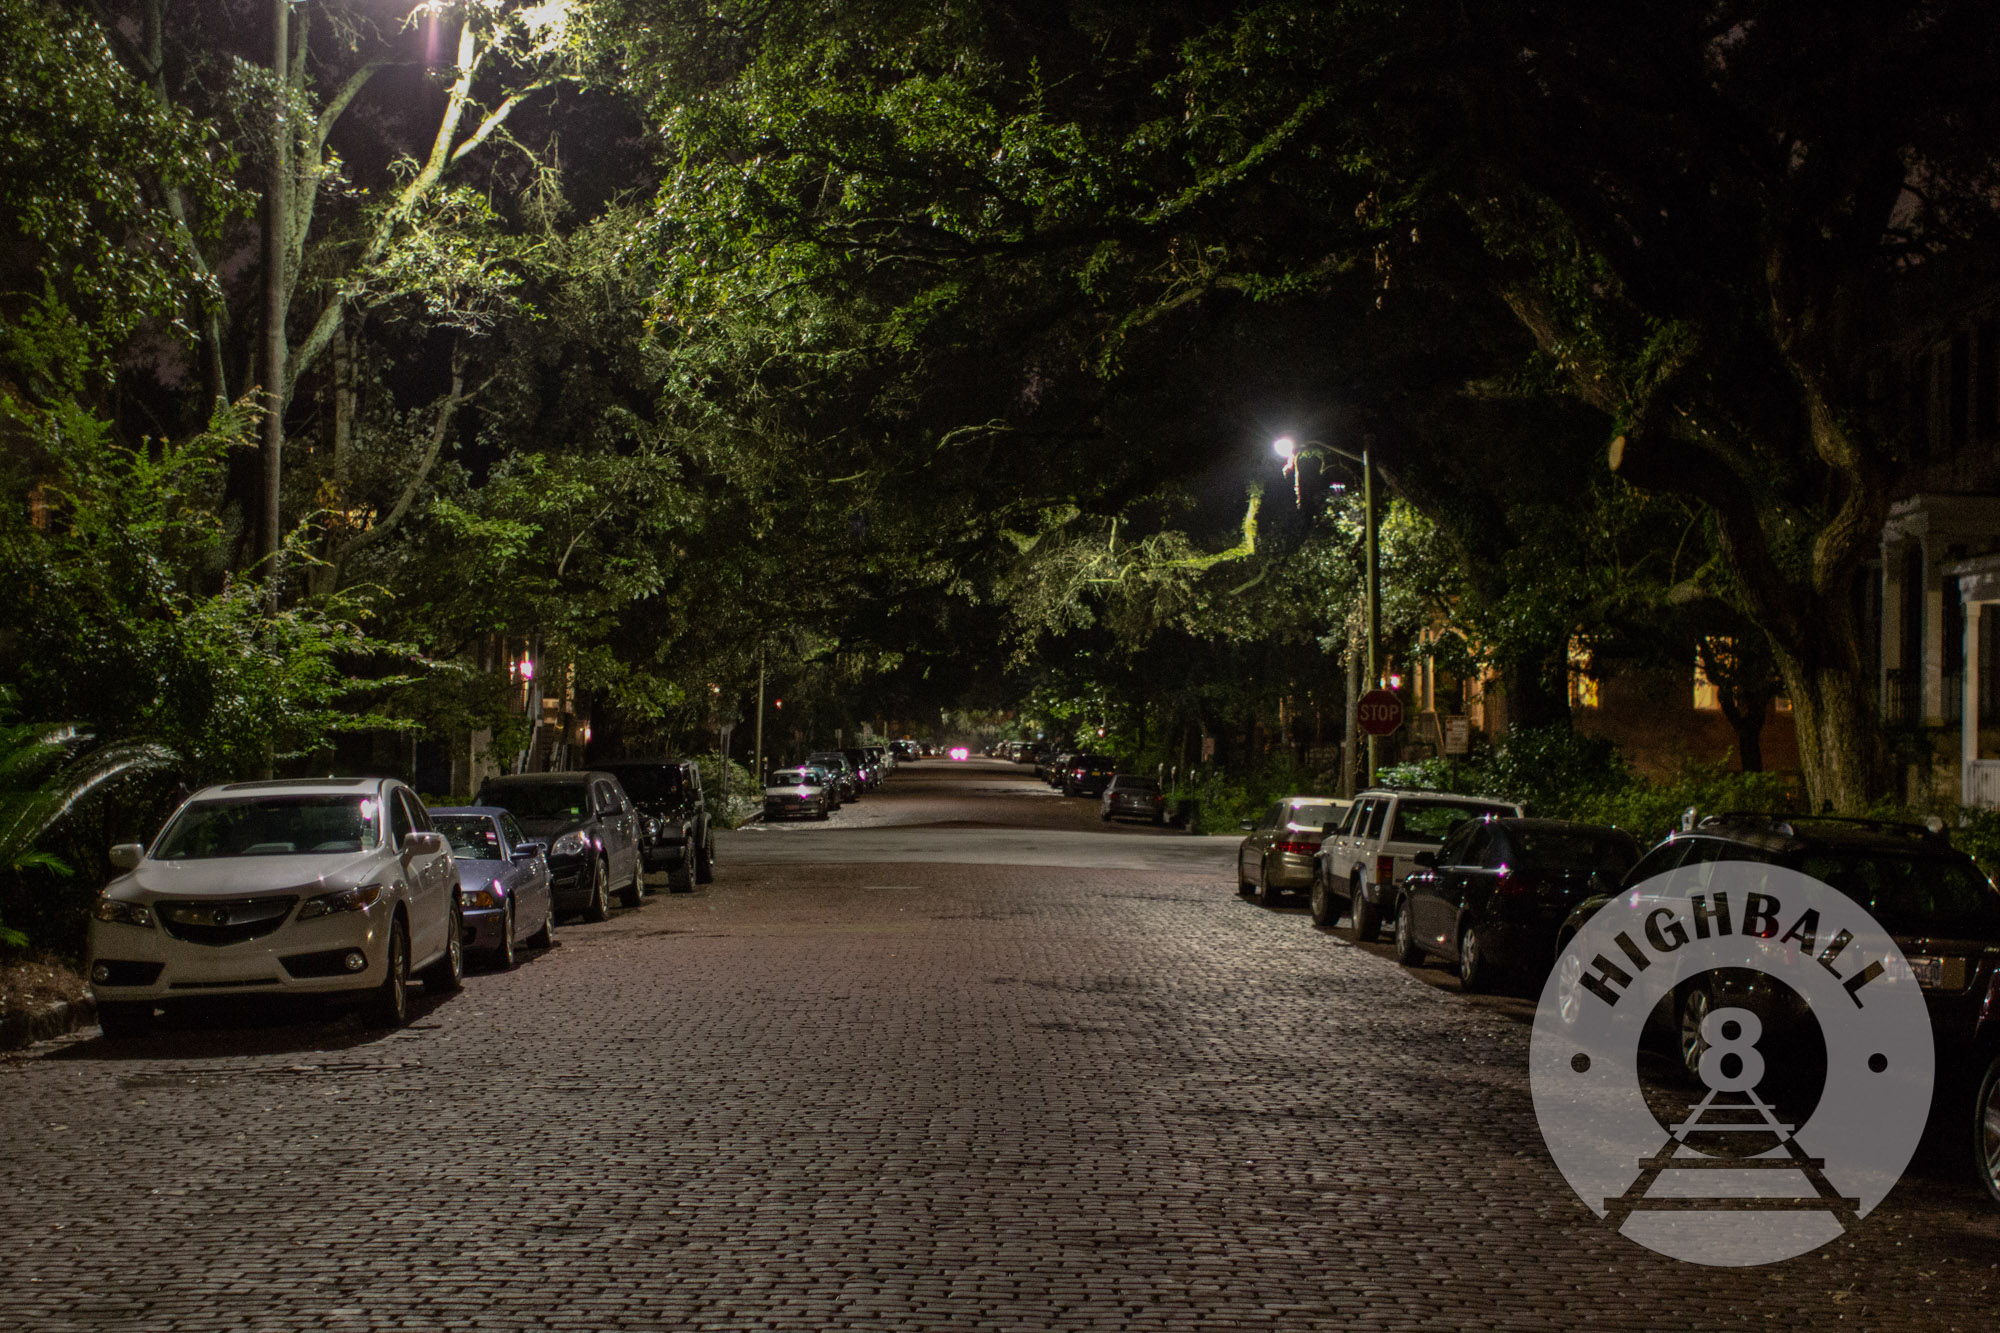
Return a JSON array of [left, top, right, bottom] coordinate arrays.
[[1311, 788, 1522, 937]]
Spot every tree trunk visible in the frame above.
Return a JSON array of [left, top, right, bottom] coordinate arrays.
[[1770, 642, 1880, 812]]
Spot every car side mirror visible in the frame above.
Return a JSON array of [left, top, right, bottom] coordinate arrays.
[[513, 841, 546, 862], [109, 843, 144, 871], [1412, 850, 1437, 869], [1321, 823, 1338, 836], [1239, 821, 1254, 831], [403, 830, 445, 856]]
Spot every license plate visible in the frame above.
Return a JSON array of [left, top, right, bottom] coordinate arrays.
[[1909, 955, 1942, 987]]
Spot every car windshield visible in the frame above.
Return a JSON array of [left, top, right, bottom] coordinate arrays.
[[1791, 852, 2000, 935], [1511, 828, 1640, 874], [809, 754, 847, 771], [153, 795, 381, 859], [1114, 778, 1158, 792], [597, 766, 683, 803], [481, 783, 588, 821], [1391, 800, 1508, 846], [434, 816, 505, 860], [1290, 802, 1343, 829], [767, 770, 819, 786]]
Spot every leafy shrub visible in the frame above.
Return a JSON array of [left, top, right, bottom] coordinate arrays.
[[690, 752, 760, 828]]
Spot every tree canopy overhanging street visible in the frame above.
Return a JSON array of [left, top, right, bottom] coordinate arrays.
[[8, 0, 2000, 943]]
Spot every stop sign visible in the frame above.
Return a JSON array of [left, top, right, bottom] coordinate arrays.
[[1356, 688, 1404, 736]]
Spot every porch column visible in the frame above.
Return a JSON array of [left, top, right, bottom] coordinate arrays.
[[1965, 594, 1981, 802]]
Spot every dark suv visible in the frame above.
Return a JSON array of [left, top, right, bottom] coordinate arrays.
[[475, 772, 644, 921], [1557, 812, 2000, 1206], [593, 760, 714, 890], [1062, 754, 1117, 797]]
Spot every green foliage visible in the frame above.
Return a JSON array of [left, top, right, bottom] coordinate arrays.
[[688, 751, 759, 828]]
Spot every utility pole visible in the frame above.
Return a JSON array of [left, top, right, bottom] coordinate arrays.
[[261, 0, 289, 607], [752, 650, 766, 782]]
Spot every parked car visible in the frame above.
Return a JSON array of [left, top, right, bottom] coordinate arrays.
[[1102, 774, 1168, 825], [867, 744, 895, 777], [1390, 817, 1640, 991], [764, 767, 833, 821], [1040, 751, 1073, 785], [475, 772, 643, 922], [1062, 753, 1117, 797], [808, 751, 862, 801], [1551, 812, 2000, 1207], [1237, 795, 1351, 908], [87, 777, 461, 1035], [428, 806, 556, 970], [592, 759, 713, 890], [1314, 788, 1524, 937], [841, 747, 880, 790], [892, 740, 921, 762]]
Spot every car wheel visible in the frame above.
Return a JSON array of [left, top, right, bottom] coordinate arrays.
[[96, 1001, 154, 1039], [1100, 809, 1111, 822], [1975, 1052, 2000, 1208], [1458, 924, 1491, 993], [1236, 866, 1255, 897], [368, 917, 411, 1028], [1255, 863, 1284, 908], [695, 834, 715, 884], [619, 862, 644, 909], [1309, 873, 1340, 929], [584, 858, 612, 922], [423, 898, 465, 993], [1678, 981, 1715, 1081], [490, 899, 517, 972], [526, 893, 556, 950], [1151, 812, 1164, 826], [1393, 899, 1423, 966], [1348, 876, 1380, 942], [1554, 939, 1585, 1027], [668, 846, 694, 893], [815, 803, 830, 821]]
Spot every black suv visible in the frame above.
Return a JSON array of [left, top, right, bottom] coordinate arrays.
[[1557, 812, 2000, 1206], [593, 760, 714, 890], [475, 772, 645, 921], [1062, 753, 1116, 797]]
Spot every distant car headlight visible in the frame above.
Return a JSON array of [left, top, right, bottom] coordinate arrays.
[[93, 898, 153, 928], [462, 882, 501, 910], [297, 886, 382, 921], [550, 831, 590, 858]]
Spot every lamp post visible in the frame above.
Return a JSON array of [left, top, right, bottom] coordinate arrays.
[[1275, 435, 1380, 789]]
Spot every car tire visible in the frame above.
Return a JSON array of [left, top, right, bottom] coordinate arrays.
[[584, 858, 612, 923], [1255, 864, 1284, 908], [1236, 871, 1255, 898], [490, 899, 517, 972], [668, 847, 694, 893], [368, 917, 411, 1029], [695, 834, 715, 884], [1974, 1052, 2000, 1209], [1100, 809, 1111, 822], [619, 863, 644, 909], [1394, 899, 1423, 966], [423, 898, 465, 993], [1348, 875, 1380, 942], [1152, 812, 1164, 826], [1309, 873, 1340, 928], [1458, 924, 1491, 993], [96, 1001, 154, 1039], [815, 804, 830, 821], [1554, 938, 1585, 1027], [1678, 981, 1716, 1081], [526, 894, 556, 950]]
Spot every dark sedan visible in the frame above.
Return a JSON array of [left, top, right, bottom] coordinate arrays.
[[474, 772, 643, 922], [1393, 817, 1641, 991], [807, 751, 862, 802], [429, 806, 555, 970]]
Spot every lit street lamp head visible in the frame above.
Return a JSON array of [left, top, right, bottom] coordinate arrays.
[[1272, 435, 1297, 460]]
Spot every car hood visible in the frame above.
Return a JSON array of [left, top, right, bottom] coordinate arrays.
[[453, 858, 508, 891], [513, 816, 586, 839], [116, 850, 386, 900]]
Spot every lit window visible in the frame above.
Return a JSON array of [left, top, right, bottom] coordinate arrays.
[[1693, 643, 1727, 712], [1568, 638, 1599, 710]]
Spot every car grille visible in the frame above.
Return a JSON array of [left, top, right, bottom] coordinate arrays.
[[157, 897, 298, 946], [281, 948, 362, 979]]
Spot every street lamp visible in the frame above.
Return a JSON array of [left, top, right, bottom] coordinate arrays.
[[1276, 434, 1381, 790]]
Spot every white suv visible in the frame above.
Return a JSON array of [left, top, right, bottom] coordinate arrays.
[[87, 777, 462, 1035], [1312, 788, 1521, 938]]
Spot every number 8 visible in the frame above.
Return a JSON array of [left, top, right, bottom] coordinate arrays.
[[1698, 1006, 1766, 1092]]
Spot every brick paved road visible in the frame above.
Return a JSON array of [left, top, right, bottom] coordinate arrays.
[[3, 760, 1999, 1330]]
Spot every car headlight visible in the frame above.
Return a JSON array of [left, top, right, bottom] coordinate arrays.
[[462, 882, 501, 910], [550, 831, 589, 858], [297, 886, 382, 921], [93, 898, 153, 928]]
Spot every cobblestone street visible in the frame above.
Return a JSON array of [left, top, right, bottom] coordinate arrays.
[[4, 760, 1999, 1330]]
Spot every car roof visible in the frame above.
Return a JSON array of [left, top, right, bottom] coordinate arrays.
[[593, 759, 688, 770], [1487, 817, 1635, 836], [1356, 787, 1516, 806], [480, 770, 609, 785], [201, 776, 388, 799], [1280, 794, 1346, 804], [428, 806, 509, 820], [1683, 813, 1955, 856]]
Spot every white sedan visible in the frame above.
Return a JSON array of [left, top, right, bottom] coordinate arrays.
[[86, 776, 462, 1035]]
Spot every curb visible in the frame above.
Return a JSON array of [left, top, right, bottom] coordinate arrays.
[[0, 995, 97, 1053]]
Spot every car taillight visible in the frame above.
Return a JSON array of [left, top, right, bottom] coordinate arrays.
[[1275, 839, 1318, 855], [1494, 866, 1540, 896], [1376, 855, 1394, 885]]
